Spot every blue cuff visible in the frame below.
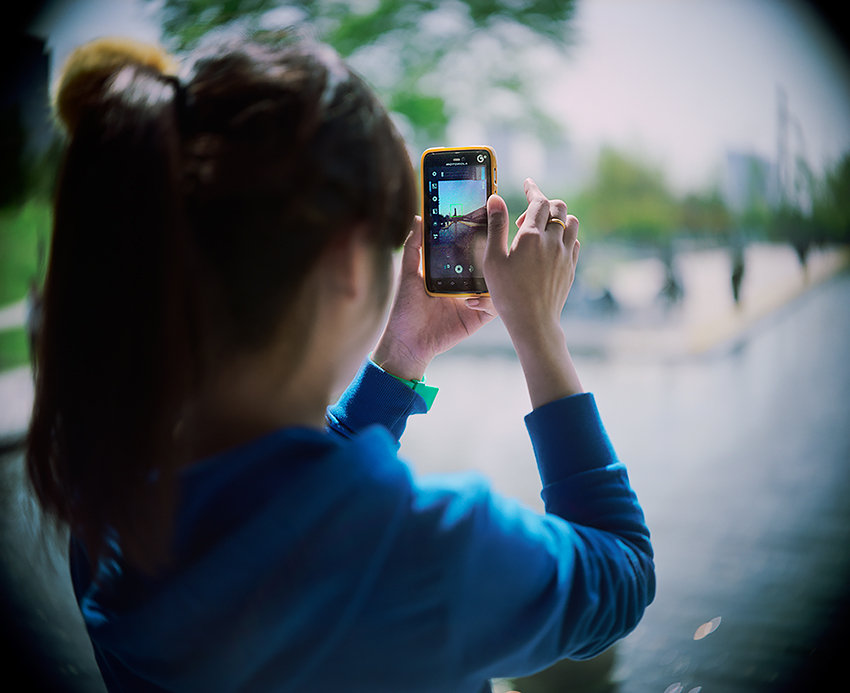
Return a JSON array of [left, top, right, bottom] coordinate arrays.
[[326, 360, 428, 441]]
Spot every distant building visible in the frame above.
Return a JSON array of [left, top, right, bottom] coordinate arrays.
[[723, 150, 780, 215]]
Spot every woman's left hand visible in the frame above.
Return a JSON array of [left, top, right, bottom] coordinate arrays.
[[371, 216, 497, 381]]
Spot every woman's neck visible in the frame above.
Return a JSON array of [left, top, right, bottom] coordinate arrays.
[[184, 347, 334, 461]]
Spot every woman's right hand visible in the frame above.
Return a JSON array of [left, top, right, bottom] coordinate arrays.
[[484, 178, 584, 408]]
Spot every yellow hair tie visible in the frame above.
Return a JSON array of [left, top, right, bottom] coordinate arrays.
[[54, 37, 178, 133]]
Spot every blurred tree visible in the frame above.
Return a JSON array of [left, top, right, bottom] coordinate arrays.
[[769, 204, 812, 266], [569, 146, 685, 303], [573, 146, 679, 246], [768, 152, 850, 267], [680, 188, 731, 240], [148, 0, 575, 146], [738, 195, 772, 235], [812, 151, 850, 245]]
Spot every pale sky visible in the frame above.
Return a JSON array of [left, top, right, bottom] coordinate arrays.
[[31, 0, 850, 195], [545, 0, 850, 193]]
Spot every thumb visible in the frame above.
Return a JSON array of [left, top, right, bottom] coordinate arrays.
[[485, 194, 510, 264]]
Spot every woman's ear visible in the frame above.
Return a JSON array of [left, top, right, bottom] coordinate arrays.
[[317, 222, 375, 300]]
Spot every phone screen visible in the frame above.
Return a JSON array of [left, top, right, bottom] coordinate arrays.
[[422, 147, 496, 295]]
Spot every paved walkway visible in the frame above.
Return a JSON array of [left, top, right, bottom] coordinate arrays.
[[443, 242, 850, 361]]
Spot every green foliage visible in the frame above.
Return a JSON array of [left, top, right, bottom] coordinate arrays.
[[680, 188, 732, 239], [156, 0, 574, 52], [0, 326, 29, 372], [572, 145, 850, 254], [148, 0, 575, 145], [158, 0, 280, 47], [573, 147, 679, 245], [0, 198, 51, 306], [389, 91, 447, 142]]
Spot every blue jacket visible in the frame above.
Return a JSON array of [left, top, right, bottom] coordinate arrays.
[[70, 360, 655, 692]]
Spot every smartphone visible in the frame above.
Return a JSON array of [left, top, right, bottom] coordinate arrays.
[[421, 146, 497, 296]]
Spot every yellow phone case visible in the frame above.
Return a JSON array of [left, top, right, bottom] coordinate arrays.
[[420, 146, 497, 298]]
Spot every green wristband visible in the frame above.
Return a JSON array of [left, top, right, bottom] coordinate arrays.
[[371, 357, 439, 411], [387, 372, 439, 411]]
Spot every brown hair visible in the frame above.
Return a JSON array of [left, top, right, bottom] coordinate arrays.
[[26, 34, 416, 572]]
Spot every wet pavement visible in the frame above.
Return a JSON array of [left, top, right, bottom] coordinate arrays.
[[1, 246, 849, 691]]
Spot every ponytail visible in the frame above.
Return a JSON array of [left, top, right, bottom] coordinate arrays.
[[26, 35, 417, 574], [26, 38, 195, 572]]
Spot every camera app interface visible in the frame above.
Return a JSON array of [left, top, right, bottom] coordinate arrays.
[[424, 151, 490, 293]]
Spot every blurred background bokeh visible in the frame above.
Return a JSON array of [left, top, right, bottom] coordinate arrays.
[[2, 1, 849, 692]]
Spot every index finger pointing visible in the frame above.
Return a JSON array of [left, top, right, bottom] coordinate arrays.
[[521, 178, 550, 231]]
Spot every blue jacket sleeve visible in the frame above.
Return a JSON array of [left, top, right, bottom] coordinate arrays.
[[522, 392, 656, 658], [363, 392, 655, 684], [326, 360, 428, 442], [527, 394, 654, 563]]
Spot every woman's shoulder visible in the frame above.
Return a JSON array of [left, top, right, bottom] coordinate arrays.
[[183, 424, 402, 486], [175, 425, 412, 545]]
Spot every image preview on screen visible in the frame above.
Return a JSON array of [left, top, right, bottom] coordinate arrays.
[[427, 165, 487, 286]]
